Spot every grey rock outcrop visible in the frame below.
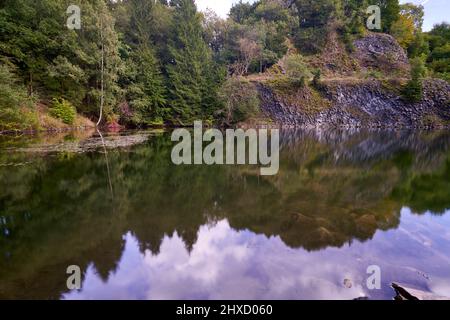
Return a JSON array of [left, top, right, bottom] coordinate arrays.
[[353, 33, 410, 75], [257, 79, 450, 128]]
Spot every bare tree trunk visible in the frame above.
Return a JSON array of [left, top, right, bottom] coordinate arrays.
[[96, 18, 105, 127]]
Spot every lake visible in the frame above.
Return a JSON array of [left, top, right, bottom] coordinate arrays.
[[0, 129, 449, 300]]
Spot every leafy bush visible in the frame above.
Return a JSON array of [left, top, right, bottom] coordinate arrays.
[[284, 54, 312, 87], [218, 77, 260, 124], [49, 98, 77, 125], [0, 64, 38, 131], [367, 70, 383, 80]]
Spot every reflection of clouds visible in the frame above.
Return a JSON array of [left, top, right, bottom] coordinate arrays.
[[63, 210, 450, 300]]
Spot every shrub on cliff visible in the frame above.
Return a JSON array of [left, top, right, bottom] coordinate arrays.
[[312, 69, 322, 88], [49, 98, 77, 125], [402, 79, 423, 102], [284, 54, 312, 88], [218, 77, 260, 124], [402, 57, 427, 103]]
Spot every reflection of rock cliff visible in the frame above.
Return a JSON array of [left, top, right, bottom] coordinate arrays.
[[0, 130, 449, 298]]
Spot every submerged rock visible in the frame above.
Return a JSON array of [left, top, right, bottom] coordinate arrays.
[[392, 283, 450, 301]]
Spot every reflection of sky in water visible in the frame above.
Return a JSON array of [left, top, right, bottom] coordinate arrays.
[[64, 208, 450, 300]]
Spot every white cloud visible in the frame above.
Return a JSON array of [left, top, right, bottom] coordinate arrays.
[[62, 210, 450, 300]]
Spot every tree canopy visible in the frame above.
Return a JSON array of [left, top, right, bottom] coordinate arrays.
[[0, 0, 448, 130]]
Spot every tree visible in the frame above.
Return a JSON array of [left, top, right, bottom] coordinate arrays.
[[425, 23, 450, 81], [167, 0, 220, 124], [125, 46, 167, 125], [234, 37, 262, 75], [117, 0, 168, 125], [339, 0, 368, 35], [46, 56, 87, 105], [402, 56, 426, 102], [390, 14, 415, 49], [218, 76, 259, 125], [284, 54, 312, 87], [0, 63, 38, 131], [0, 0, 68, 97], [374, 0, 400, 33], [229, 0, 256, 24], [395, 3, 428, 58], [399, 3, 424, 31], [92, 1, 122, 124], [293, 0, 338, 53], [202, 9, 226, 58], [0, 0, 122, 120], [408, 31, 429, 59]]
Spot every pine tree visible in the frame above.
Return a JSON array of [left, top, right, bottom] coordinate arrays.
[[127, 46, 167, 125], [293, 0, 338, 53], [122, 0, 167, 125], [402, 56, 426, 102], [167, 0, 218, 124]]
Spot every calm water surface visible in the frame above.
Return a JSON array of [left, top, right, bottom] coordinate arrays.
[[0, 129, 449, 300]]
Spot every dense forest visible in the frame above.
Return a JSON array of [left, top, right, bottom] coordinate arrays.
[[0, 0, 449, 131]]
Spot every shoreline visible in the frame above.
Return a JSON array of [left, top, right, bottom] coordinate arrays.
[[2, 123, 450, 137]]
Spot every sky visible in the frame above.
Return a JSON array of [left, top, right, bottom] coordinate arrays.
[[195, 0, 449, 31]]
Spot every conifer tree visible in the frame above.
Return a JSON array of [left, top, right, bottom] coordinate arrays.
[[123, 0, 167, 124], [167, 0, 218, 124]]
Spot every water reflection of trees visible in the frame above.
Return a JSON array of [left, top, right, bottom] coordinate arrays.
[[0, 129, 449, 298]]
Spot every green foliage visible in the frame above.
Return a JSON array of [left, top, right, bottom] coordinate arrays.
[[0, 0, 122, 121], [402, 78, 423, 103], [0, 63, 38, 131], [125, 47, 167, 125], [166, 0, 221, 124], [284, 54, 312, 87], [218, 77, 260, 124], [425, 23, 450, 82], [229, 0, 257, 24], [49, 98, 76, 125], [339, 0, 368, 35], [293, 0, 337, 54], [0, 0, 447, 130], [312, 69, 321, 88], [410, 56, 427, 79], [408, 32, 429, 58], [367, 69, 384, 80], [222, 1, 295, 74], [373, 0, 400, 33], [402, 57, 426, 103], [390, 14, 415, 49], [392, 156, 450, 214], [46, 55, 87, 105]]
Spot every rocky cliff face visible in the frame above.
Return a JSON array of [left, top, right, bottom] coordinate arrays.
[[254, 32, 449, 129], [257, 79, 450, 128], [353, 33, 410, 76]]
